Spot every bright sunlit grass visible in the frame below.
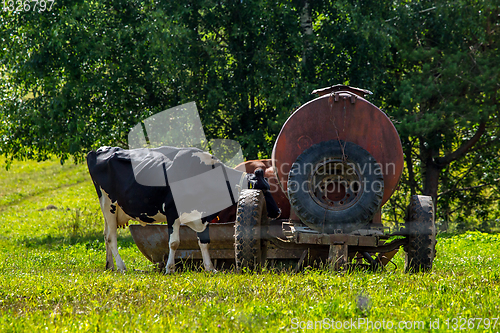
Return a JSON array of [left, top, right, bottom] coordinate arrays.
[[0, 159, 499, 332]]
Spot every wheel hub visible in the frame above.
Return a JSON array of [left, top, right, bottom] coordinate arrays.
[[309, 158, 363, 210]]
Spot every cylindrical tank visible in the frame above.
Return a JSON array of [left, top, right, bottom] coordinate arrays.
[[272, 86, 403, 232]]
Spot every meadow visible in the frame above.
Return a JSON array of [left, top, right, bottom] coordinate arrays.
[[0, 159, 499, 332]]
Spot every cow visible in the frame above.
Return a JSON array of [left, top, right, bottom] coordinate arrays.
[[87, 146, 280, 273], [87, 145, 247, 273]]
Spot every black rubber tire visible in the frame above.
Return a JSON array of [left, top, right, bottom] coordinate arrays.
[[287, 140, 384, 233], [404, 195, 436, 273], [234, 189, 267, 271]]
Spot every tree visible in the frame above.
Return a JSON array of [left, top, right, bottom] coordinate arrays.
[[0, 0, 304, 163], [386, 1, 500, 228], [1, 0, 166, 162], [298, 0, 500, 229]]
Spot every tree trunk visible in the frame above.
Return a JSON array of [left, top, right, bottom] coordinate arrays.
[[404, 139, 417, 196], [299, 0, 314, 79], [421, 143, 441, 208], [420, 123, 486, 209]]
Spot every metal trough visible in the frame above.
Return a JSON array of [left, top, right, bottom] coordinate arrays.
[[129, 223, 237, 264], [129, 220, 330, 270]]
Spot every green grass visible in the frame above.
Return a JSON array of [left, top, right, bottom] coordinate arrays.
[[0, 159, 499, 332]]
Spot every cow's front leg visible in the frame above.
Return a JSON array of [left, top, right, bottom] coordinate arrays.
[[197, 224, 216, 272], [165, 219, 180, 274]]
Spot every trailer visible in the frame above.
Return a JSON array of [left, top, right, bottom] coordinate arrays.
[[129, 85, 437, 272]]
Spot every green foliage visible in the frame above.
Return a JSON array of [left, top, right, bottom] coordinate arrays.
[[0, 159, 499, 331], [389, 1, 500, 143], [0, 0, 306, 161], [378, 0, 500, 229], [1, 0, 499, 230]]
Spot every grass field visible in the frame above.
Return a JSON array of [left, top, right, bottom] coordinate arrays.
[[0, 159, 499, 332]]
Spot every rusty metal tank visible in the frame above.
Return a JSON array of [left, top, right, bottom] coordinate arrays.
[[271, 85, 404, 232]]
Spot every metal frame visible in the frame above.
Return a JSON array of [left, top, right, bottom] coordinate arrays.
[[129, 218, 408, 271]]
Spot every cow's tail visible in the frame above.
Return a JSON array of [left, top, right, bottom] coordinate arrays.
[[86, 150, 102, 198], [86, 149, 96, 164]]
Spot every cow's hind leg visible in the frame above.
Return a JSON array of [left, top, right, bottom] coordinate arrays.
[[165, 219, 180, 274], [104, 220, 114, 270], [100, 193, 126, 271], [197, 224, 216, 272]]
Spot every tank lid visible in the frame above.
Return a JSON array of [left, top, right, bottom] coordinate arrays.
[[311, 84, 373, 97]]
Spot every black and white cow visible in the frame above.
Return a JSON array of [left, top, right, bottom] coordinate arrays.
[[87, 146, 246, 273]]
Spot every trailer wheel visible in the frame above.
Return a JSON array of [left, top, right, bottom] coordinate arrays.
[[234, 189, 267, 271], [404, 195, 436, 273], [287, 140, 384, 233]]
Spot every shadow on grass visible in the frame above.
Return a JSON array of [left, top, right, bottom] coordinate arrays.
[[436, 232, 461, 239], [17, 232, 137, 250], [0, 177, 87, 212]]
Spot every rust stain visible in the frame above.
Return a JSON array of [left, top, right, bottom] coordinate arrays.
[[297, 135, 313, 151]]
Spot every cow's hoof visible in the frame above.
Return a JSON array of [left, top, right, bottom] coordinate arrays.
[[116, 264, 127, 272], [165, 265, 176, 274], [204, 266, 217, 273]]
